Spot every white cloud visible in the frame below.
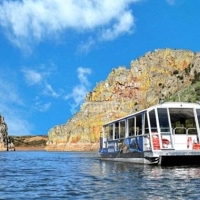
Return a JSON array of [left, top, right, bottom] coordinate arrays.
[[22, 69, 42, 85], [0, 0, 139, 50], [0, 78, 23, 106], [21, 68, 59, 98], [1, 107, 33, 136], [44, 83, 59, 98], [0, 66, 55, 135], [0, 76, 33, 135], [77, 67, 92, 86], [78, 37, 96, 54], [33, 101, 51, 112], [101, 11, 134, 41], [166, 0, 176, 5], [65, 67, 92, 114]]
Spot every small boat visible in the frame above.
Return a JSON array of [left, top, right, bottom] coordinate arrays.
[[99, 102, 200, 165]]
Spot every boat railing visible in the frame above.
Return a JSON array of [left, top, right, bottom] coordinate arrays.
[[104, 131, 174, 152], [172, 127, 198, 150], [172, 127, 197, 135], [186, 128, 197, 135], [101, 134, 151, 153], [173, 127, 186, 134], [129, 132, 173, 151], [101, 127, 199, 152], [151, 127, 197, 150], [121, 134, 151, 152], [150, 128, 175, 150]]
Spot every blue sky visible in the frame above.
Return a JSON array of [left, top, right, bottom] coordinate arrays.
[[0, 0, 200, 135]]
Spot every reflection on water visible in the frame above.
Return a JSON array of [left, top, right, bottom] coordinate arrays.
[[0, 151, 200, 199], [98, 161, 200, 200], [99, 160, 200, 179]]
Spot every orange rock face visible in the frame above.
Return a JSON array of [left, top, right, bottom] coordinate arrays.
[[46, 49, 200, 151], [45, 143, 99, 152]]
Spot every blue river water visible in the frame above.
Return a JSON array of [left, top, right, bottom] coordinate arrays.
[[0, 151, 200, 199]]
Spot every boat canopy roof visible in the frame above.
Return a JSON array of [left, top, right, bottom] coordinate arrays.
[[103, 102, 200, 126]]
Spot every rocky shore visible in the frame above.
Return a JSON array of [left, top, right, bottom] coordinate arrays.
[[45, 142, 99, 151], [0, 114, 15, 151], [10, 135, 99, 151], [11, 135, 48, 151]]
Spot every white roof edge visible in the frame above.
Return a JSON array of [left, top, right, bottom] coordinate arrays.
[[153, 102, 200, 109], [104, 102, 200, 126]]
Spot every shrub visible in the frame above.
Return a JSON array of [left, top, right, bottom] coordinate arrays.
[[173, 70, 179, 75]]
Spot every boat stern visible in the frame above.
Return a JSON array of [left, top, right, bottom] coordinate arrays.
[[145, 150, 200, 165]]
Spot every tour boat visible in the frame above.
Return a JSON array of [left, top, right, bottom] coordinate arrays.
[[99, 102, 200, 165]]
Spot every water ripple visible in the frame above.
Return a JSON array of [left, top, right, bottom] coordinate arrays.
[[0, 151, 200, 199]]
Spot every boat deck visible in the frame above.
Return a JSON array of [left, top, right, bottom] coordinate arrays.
[[148, 149, 200, 156]]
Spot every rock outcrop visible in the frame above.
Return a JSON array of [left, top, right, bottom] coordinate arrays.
[[0, 114, 15, 151], [11, 135, 48, 150], [46, 49, 200, 151]]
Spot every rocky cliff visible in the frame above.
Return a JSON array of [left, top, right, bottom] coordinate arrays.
[[0, 114, 15, 151], [46, 48, 200, 151], [11, 135, 48, 151]]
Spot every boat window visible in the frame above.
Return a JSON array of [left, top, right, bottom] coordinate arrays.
[[169, 108, 195, 134], [186, 118, 197, 134], [108, 124, 114, 140], [104, 125, 109, 138], [128, 117, 135, 136], [196, 109, 200, 129], [115, 122, 119, 139], [135, 114, 142, 135], [145, 113, 150, 134], [149, 109, 158, 132], [120, 121, 125, 138], [157, 108, 170, 132]]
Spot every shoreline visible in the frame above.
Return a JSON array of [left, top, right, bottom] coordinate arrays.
[[14, 142, 100, 151], [15, 146, 46, 151]]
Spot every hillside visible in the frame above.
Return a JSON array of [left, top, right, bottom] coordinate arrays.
[[45, 48, 200, 151], [11, 135, 48, 151]]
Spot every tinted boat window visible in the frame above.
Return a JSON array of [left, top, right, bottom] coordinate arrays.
[[115, 122, 119, 139], [196, 109, 200, 130], [128, 117, 135, 136], [120, 121, 125, 138], [157, 108, 170, 132], [104, 125, 109, 138], [149, 109, 158, 132], [145, 113, 149, 134], [108, 124, 113, 140], [135, 114, 142, 135]]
